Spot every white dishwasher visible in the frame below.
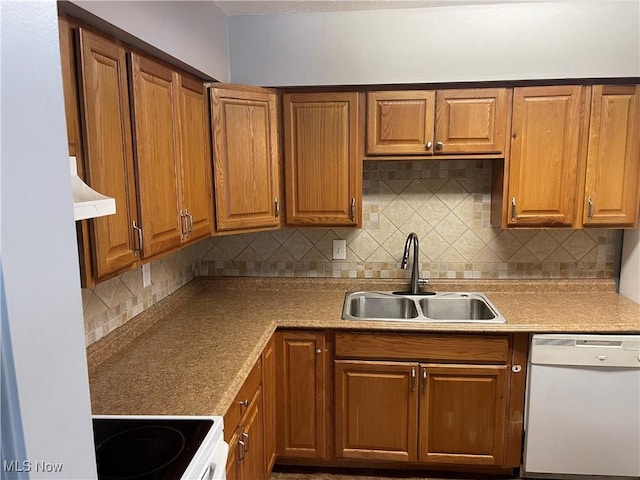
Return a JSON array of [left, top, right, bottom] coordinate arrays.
[[523, 334, 640, 478]]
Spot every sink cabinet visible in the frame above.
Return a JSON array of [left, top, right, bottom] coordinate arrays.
[[333, 332, 526, 469]]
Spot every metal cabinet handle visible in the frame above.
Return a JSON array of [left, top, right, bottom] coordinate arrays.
[[275, 198, 280, 219], [350, 198, 356, 220], [422, 368, 427, 393], [315, 348, 322, 354], [587, 196, 594, 220], [132, 221, 143, 255], [238, 399, 248, 407], [511, 197, 517, 222], [179, 210, 186, 235], [237, 439, 246, 461], [426, 141, 433, 149], [411, 367, 416, 392], [242, 430, 250, 453], [435, 141, 444, 151], [186, 209, 193, 233]]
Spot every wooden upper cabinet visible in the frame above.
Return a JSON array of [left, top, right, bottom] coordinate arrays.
[[335, 360, 418, 463], [418, 364, 508, 466], [176, 73, 214, 241], [507, 85, 587, 227], [75, 27, 139, 280], [283, 92, 363, 226], [210, 86, 280, 232], [435, 89, 509, 154], [130, 53, 183, 258], [366, 88, 509, 157], [367, 91, 435, 155], [582, 84, 640, 228]]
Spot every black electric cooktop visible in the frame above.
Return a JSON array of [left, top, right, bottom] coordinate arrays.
[[92, 417, 214, 480]]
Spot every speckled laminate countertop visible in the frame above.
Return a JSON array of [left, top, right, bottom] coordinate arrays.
[[87, 277, 640, 418]]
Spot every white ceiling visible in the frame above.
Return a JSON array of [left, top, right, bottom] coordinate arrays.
[[213, 0, 548, 16]]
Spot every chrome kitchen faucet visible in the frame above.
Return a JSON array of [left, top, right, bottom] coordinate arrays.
[[401, 232, 429, 294]]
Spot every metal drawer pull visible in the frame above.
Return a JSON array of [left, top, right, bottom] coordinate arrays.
[[426, 141, 433, 149], [275, 198, 280, 219], [238, 439, 246, 460], [350, 198, 356, 220], [411, 367, 416, 392], [132, 221, 143, 255], [422, 368, 427, 393], [587, 196, 594, 220], [435, 141, 444, 151], [511, 197, 517, 222], [238, 399, 248, 407], [242, 430, 250, 453], [179, 210, 186, 235]]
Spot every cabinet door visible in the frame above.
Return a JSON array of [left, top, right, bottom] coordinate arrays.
[[176, 73, 214, 241], [130, 53, 182, 257], [226, 432, 240, 480], [508, 86, 586, 227], [583, 84, 640, 227], [210, 87, 280, 231], [238, 388, 266, 480], [367, 91, 435, 155], [435, 89, 508, 154], [276, 331, 329, 459], [335, 360, 418, 462], [283, 92, 362, 226], [76, 28, 138, 278], [262, 335, 277, 474], [418, 364, 508, 466]]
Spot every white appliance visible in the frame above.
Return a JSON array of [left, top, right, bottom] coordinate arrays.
[[92, 415, 228, 480], [523, 334, 640, 478]]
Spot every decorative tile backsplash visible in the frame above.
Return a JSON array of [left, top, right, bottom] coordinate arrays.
[[83, 160, 620, 346], [200, 160, 619, 280]]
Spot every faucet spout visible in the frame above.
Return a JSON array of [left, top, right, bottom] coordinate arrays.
[[401, 232, 427, 294]]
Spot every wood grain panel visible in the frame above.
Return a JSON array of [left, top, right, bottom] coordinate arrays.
[[508, 85, 586, 227], [262, 335, 277, 474], [583, 84, 640, 227], [176, 73, 213, 241], [276, 331, 328, 459], [130, 53, 182, 258], [335, 360, 418, 462], [418, 364, 508, 466], [435, 89, 508, 154], [76, 28, 138, 278], [367, 91, 435, 155], [211, 87, 280, 231], [334, 332, 510, 364], [238, 387, 266, 480], [283, 92, 361, 226]]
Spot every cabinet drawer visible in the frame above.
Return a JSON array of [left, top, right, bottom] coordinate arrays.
[[224, 358, 262, 442], [335, 332, 510, 364]]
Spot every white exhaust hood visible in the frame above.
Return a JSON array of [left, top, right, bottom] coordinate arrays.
[[70, 156, 116, 221]]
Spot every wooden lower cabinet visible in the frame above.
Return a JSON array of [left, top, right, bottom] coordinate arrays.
[[330, 332, 526, 471], [418, 364, 508, 465], [276, 330, 330, 459], [335, 361, 418, 462]]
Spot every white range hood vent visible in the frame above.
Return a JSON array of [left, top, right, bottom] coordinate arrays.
[[70, 156, 116, 221]]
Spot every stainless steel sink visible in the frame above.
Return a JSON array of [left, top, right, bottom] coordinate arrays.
[[342, 291, 506, 323]]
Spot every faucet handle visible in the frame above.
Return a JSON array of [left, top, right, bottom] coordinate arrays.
[[417, 278, 430, 286]]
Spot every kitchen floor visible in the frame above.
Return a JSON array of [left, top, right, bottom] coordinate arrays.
[[270, 466, 520, 480]]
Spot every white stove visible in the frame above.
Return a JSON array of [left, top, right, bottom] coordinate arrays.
[[92, 415, 228, 480]]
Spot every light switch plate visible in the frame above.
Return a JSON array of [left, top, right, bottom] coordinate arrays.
[[333, 239, 347, 260], [142, 263, 151, 288]]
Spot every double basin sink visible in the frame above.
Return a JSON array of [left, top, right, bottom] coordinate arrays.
[[342, 291, 506, 323]]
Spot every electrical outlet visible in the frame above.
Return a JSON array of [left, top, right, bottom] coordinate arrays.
[[142, 263, 151, 288], [332, 239, 347, 260]]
